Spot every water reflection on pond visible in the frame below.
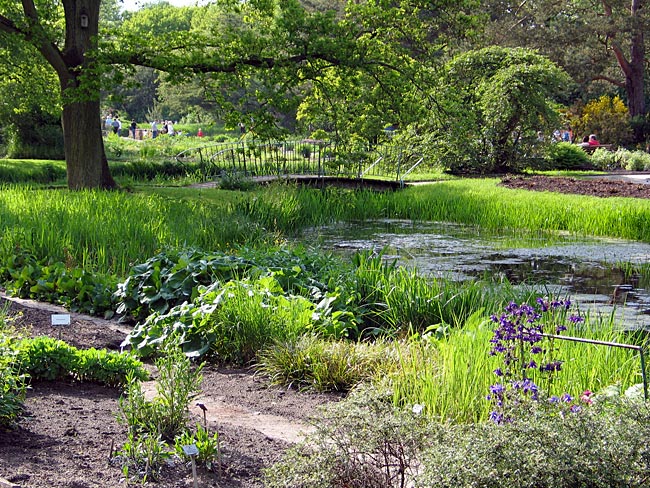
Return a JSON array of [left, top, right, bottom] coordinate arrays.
[[300, 219, 650, 329]]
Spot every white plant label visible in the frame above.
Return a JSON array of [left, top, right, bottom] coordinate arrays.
[[51, 314, 71, 326]]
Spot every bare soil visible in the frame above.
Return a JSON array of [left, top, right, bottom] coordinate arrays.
[[499, 173, 650, 199], [0, 297, 338, 488]]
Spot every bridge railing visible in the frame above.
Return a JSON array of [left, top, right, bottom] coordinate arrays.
[[176, 139, 423, 182]]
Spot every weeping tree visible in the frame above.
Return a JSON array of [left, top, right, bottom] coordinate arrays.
[[411, 46, 571, 174]]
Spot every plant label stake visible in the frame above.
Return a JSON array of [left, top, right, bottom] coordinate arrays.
[[51, 314, 71, 340], [183, 444, 199, 488]]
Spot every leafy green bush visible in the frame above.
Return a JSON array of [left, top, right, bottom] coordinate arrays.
[[419, 399, 650, 487], [590, 147, 623, 170], [0, 319, 26, 426], [114, 249, 258, 322], [543, 142, 591, 170], [266, 389, 650, 488], [124, 277, 315, 362], [0, 249, 117, 316], [623, 150, 650, 171], [16, 336, 148, 386], [0, 360, 25, 426]]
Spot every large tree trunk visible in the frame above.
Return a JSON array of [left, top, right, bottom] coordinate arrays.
[[57, 0, 116, 190], [62, 98, 117, 190], [625, 27, 645, 143]]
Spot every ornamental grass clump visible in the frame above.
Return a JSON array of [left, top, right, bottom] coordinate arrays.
[[487, 298, 584, 423]]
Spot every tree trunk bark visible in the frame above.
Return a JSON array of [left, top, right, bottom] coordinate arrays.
[[61, 98, 117, 190]]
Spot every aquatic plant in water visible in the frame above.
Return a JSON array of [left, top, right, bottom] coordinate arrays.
[[487, 298, 586, 423]]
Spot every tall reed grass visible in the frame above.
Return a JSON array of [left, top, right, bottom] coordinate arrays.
[[0, 186, 271, 276], [388, 311, 642, 423], [237, 180, 650, 242]]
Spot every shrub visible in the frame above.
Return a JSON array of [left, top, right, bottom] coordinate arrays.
[[264, 386, 437, 488], [569, 95, 633, 146], [590, 147, 623, 170], [266, 388, 650, 488], [114, 249, 258, 322], [0, 360, 25, 426], [117, 345, 203, 440], [419, 399, 650, 488], [623, 150, 650, 171], [124, 277, 315, 362], [543, 142, 591, 170], [0, 320, 26, 427]]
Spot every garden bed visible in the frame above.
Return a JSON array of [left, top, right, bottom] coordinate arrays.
[[500, 173, 650, 199], [0, 297, 338, 488]]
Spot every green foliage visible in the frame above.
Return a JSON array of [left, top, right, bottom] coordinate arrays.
[[124, 277, 315, 362], [418, 399, 650, 487], [117, 432, 171, 483], [0, 359, 25, 427], [174, 423, 220, 468], [622, 150, 650, 171], [0, 255, 117, 316], [16, 336, 148, 386], [257, 336, 395, 392], [387, 308, 640, 423], [569, 96, 633, 146], [114, 248, 258, 322], [118, 345, 203, 440], [0, 160, 66, 185], [589, 147, 624, 170], [218, 172, 257, 191], [420, 47, 571, 174], [543, 141, 591, 170], [0, 314, 26, 427], [267, 389, 650, 488]]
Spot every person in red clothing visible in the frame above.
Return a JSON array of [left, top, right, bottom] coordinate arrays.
[[588, 134, 600, 146], [197, 128, 204, 137]]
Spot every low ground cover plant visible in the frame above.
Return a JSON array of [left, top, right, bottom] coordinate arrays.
[[16, 336, 148, 386], [0, 313, 26, 427]]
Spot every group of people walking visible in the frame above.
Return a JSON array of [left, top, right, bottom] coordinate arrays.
[[103, 114, 138, 138], [103, 114, 181, 139], [149, 120, 176, 138]]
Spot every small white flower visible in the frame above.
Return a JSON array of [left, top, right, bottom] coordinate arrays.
[[412, 404, 424, 415]]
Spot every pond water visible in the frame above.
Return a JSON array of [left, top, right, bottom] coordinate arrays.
[[299, 220, 650, 330]]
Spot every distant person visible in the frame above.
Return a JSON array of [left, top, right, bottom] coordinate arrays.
[[112, 117, 120, 134], [588, 134, 600, 146], [167, 121, 175, 136], [578, 136, 590, 147], [239, 122, 245, 134], [104, 114, 113, 132], [197, 128, 204, 137], [151, 120, 159, 139], [130, 120, 137, 139]]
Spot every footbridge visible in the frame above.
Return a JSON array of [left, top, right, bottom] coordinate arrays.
[[175, 139, 424, 188]]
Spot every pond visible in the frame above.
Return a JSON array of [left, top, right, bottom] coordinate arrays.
[[300, 219, 650, 330]]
